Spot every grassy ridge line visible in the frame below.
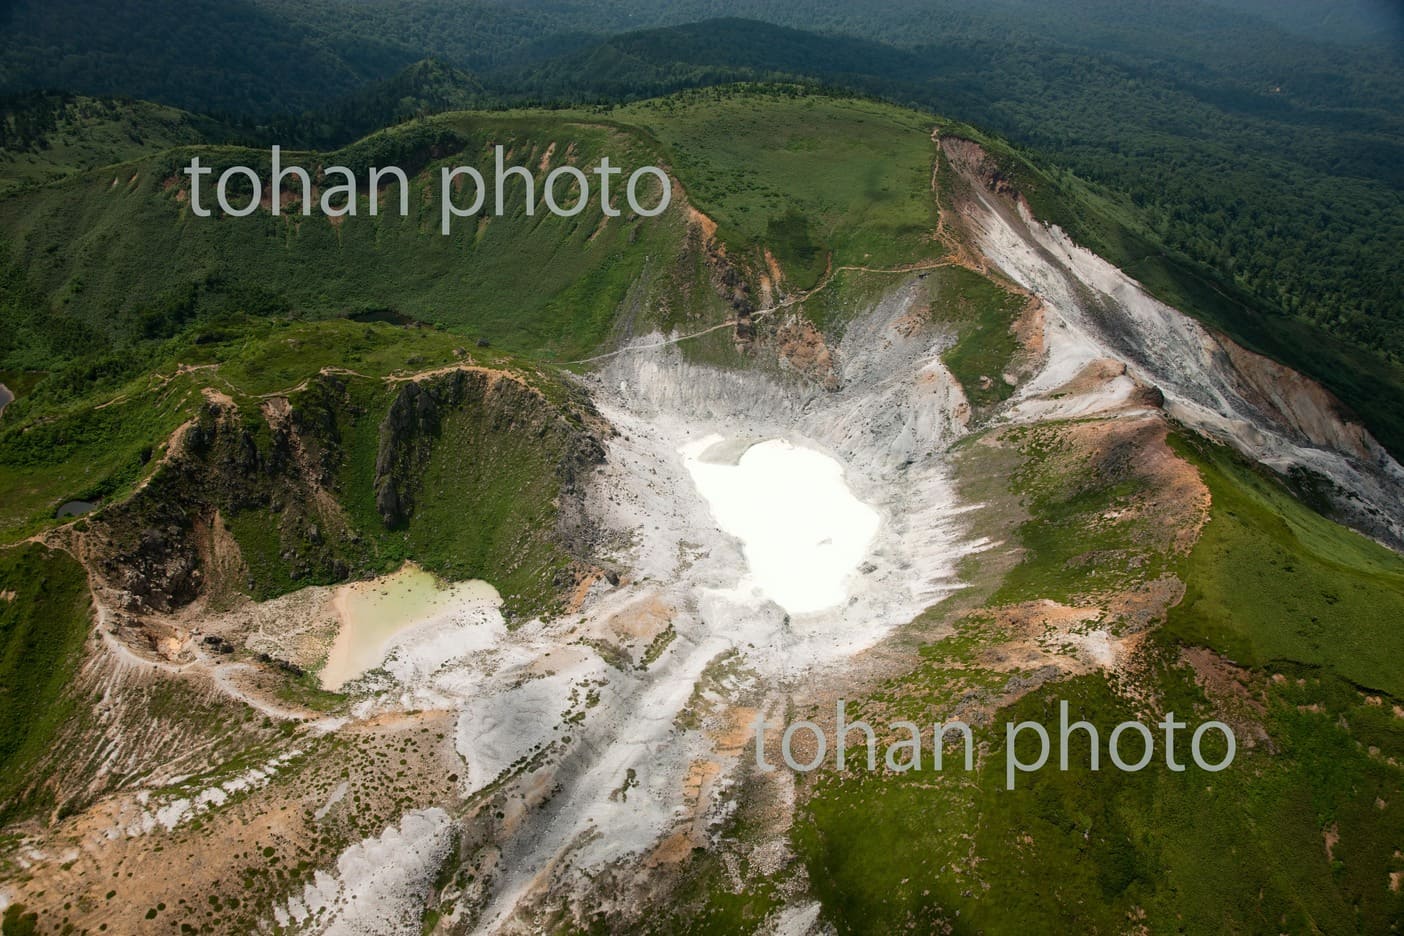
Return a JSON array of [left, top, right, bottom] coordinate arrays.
[[1167, 433, 1404, 698], [0, 93, 221, 196], [0, 113, 681, 366], [616, 92, 944, 289], [0, 92, 944, 371]]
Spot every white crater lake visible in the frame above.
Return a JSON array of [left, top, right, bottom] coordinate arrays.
[[682, 436, 881, 615]]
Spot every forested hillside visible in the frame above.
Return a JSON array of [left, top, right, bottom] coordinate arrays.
[[2, 0, 1404, 449], [2, 0, 1402, 442]]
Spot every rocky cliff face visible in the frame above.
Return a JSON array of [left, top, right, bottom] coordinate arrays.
[[940, 135, 1404, 550], [84, 388, 345, 615], [375, 380, 444, 529], [82, 365, 607, 620]]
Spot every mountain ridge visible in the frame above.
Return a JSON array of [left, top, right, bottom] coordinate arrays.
[[3, 96, 1403, 930]]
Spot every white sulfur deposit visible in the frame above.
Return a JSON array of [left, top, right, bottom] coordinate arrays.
[[229, 275, 1004, 934], [956, 175, 1404, 546], [275, 808, 453, 936], [682, 436, 881, 614]]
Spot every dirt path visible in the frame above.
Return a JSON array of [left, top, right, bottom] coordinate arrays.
[[563, 129, 999, 368], [93, 608, 334, 726], [93, 362, 222, 410], [562, 258, 952, 366]]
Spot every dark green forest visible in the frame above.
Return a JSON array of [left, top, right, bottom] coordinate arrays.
[[2, 0, 1402, 420]]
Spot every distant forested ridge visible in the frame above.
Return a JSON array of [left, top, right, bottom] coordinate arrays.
[[485, 17, 1404, 366], [1, 0, 1401, 393]]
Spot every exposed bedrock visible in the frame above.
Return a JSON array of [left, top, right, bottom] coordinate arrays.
[[943, 137, 1404, 549], [441, 285, 989, 931], [85, 366, 607, 618]]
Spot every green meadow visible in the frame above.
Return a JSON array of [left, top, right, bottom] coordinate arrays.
[[791, 424, 1404, 934]]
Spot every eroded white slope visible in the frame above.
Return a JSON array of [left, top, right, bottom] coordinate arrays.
[[960, 181, 1404, 547], [465, 282, 987, 932], [275, 808, 454, 935]]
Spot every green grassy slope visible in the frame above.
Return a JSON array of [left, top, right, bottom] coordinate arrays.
[[789, 421, 1404, 934], [929, 264, 1025, 409], [1166, 435, 1404, 697], [620, 90, 942, 288], [0, 543, 92, 822], [0, 386, 188, 542], [0, 115, 677, 363], [797, 663, 1403, 934], [0, 93, 220, 196]]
